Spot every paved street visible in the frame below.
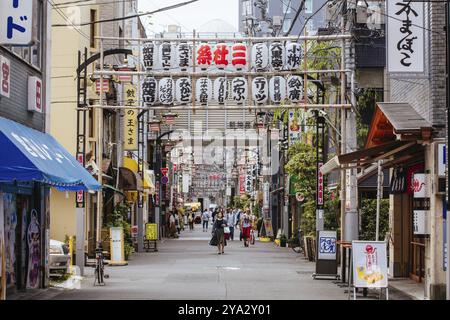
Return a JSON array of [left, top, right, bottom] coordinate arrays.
[[18, 223, 410, 300]]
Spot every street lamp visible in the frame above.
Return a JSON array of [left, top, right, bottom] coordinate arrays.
[[162, 112, 178, 126], [148, 117, 161, 132]]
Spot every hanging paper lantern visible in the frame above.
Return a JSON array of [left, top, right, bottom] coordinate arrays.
[[158, 78, 174, 105], [252, 77, 268, 105], [269, 42, 285, 71], [148, 118, 161, 132], [158, 42, 172, 71], [269, 76, 286, 104], [213, 43, 230, 70], [285, 42, 302, 70], [142, 42, 155, 71], [213, 77, 228, 104], [175, 77, 192, 104], [231, 77, 248, 104], [287, 75, 303, 103], [251, 43, 269, 71], [195, 77, 212, 105], [196, 43, 212, 70], [232, 43, 247, 71], [142, 76, 158, 105], [176, 42, 190, 71]]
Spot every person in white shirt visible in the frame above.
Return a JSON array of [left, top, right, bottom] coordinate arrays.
[[202, 209, 210, 232], [226, 209, 237, 240]]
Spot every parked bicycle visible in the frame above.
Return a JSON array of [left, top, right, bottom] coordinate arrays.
[[291, 229, 304, 254], [94, 242, 109, 286]]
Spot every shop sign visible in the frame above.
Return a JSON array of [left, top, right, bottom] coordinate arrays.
[[318, 230, 337, 260], [76, 153, 84, 205], [269, 76, 286, 104], [437, 144, 446, 177], [317, 162, 324, 205], [142, 76, 157, 105], [95, 78, 109, 92], [413, 210, 428, 235], [285, 42, 302, 70], [213, 43, 229, 69], [197, 43, 212, 70], [110, 227, 125, 264], [213, 77, 228, 104], [231, 77, 247, 104], [0, 55, 11, 98], [0, 0, 34, 45], [389, 166, 407, 194], [387, 0, 424, 73], [124, 84, 138, 151], [175, 77, 191, 104], [195, 77, 212, 105], [287, 75, 302, 103], [413, 173, 429, 198], [158, 78, 175, 105], [142, 42, 154, 71], [263, 182, 270, 209], [251, 43, 269, 71], [145, 223, 158, 240], [269, 42, 285, 71], [352, 241, 388, 288], [28, 76, 42, 113], [159, 42, 172, 70], [239, 174, 245, 194], [231, 43, 247, 70], [176, 42, 190, 71], [288, 110, 301, 144]]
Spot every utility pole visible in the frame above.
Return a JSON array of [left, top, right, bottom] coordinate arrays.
[[97, 25, 104, 248]]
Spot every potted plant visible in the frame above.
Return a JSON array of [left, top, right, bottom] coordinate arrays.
[[280, 234, 287, 247]]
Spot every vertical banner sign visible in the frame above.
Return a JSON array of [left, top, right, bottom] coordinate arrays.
[[0, 56, 11, 98], [124, 84, 138, 151], [387, 1, 424, 73], [76, 153, 84, 207], [317, 162, 324, 205], [0, 0, 34, 45], [28, 76, 43, 113], [288, 110, 301, 145]]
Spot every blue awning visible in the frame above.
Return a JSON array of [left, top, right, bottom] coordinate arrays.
[[0, 116, 101, 192]]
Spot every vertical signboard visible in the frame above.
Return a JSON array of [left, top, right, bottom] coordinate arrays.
[[76, 153, 84, 207], [317, 162, 324, 205], [0, 0, 34, 45], [109, 227, 126, 265], [0, 56, 11, 98], [413, 173, 430, 235], [124, 84, 138, 151], [352, 241, 388, 289], [28, 76, 43, 113], [387, 1, 424, 73]]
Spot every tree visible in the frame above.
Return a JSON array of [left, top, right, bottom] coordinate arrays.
[[359, 199, 389, 241]]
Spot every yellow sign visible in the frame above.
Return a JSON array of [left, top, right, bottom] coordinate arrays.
[[145, 223, 158, 240], [124, 84, 138, 151]]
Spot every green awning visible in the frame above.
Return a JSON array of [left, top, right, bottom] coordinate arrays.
[[102, 184, 125, 196]]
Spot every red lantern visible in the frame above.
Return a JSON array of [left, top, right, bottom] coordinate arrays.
[[232, 43, 247, 70], [213, 43, 229, 69], [149, 119, 161, 132], [196, 43, 212, 70], [163, 112, 178, 125]]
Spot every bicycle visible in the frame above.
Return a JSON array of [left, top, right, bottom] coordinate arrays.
[[291, 229, 304, 254], [94, 243, 109, 286]]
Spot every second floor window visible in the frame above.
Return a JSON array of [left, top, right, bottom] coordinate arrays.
[[305, 0, 313, 13], [242, 0, 252, 16]]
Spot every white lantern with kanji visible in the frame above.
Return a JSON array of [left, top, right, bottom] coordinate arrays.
[[142, 76, 158, 105], [213, 43, 230, 70], [176, 42, 190, 71], [287, 75, 303, 103], [269, 76, 286, 104], [231, 77, 248, 104], [196, 43, 212, 70], [142, 42, 155, 71], [175, 77, 192, 104], [269, 42, 285, 71], [158, 42, 173, 71], [252, 77, 268, 105], [231, 43, 247, 71], [285, 42, 302, 70], [251, 43, 269, 71], [195, 77, 212, 105], [158, 78, 175, 105], [213, 77, 228, 104]]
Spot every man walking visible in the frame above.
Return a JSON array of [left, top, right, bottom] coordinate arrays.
[[202, 209, 210, 232], [226, 209, 237, 240]]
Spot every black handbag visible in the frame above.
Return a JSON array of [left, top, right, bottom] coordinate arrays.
[[209, 230, 218, 246]]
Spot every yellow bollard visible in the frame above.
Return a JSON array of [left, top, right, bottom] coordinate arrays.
[[69, 236, 74, 274]]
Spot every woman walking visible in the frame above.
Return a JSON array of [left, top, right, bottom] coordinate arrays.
[[212, 211, 228, 254], [240, 211, 252, 247]]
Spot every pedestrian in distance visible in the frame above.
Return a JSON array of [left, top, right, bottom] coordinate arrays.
[[175, 212, 180, 235], [226, 209, 237, 241], [211, 208, 217, 223], [188, 212, 194, 231], [212, 212, 228, 254], [169, 212, 176, 238], [202, 209, 210, 232], [240, 211, 252, 247]]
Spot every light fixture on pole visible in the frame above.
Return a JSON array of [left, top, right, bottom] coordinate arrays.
[[148, 117, 161, 132], [162, 112, 178, 125]]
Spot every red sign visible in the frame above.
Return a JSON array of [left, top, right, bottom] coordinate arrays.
[[155, 181, 160, 205], [76, 153, 84, 205], [239, 174, 245, 194], [173, 164, 177, 172], [95, 79, 109, 92], [1, 56, 11, 98], [197, 44, 212, 69], [161, 167, 169, 176], [318, 162, 324, 205], [28, 76, 43, 113], [117, 68, 132, 82], [232, 43, 247, 70], [213, 43, 229, 69]]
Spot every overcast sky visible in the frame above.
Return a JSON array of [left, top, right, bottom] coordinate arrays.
[[138, 0, 239, 35]]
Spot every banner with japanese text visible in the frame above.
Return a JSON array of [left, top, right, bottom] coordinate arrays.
[[124, 84, 138, 151]]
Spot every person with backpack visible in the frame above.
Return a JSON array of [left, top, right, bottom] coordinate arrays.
[[202, 209, 210, 232]]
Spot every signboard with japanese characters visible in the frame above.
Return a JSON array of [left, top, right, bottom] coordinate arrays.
[[387, 0, 424, 73], [158, 78, 174, 105], [176, 42, 190, 71], [269, 42, 285, 71], [269, 76, 286, 104], [0, 0, 34, 45], [142, 76, 157, 105], [28, 76, 42, 113], [231, 77, 247, 104], [197, 43, 212, 70], [437, 144, 446, 177], [318, 230, 337, 260], [142, 43, 155, 71], [0, 55, 11, 98], [124, 84, 138, 151], [252, 77, 268, 104], [288, 110, 301, 144], [251, 43, 269, 71], [352, 241, 388, 288], [175, 77, 191, 104], [213, 77, 228, 104], [196, 77, 212, 105], [285, 42, 302, 70], [317, 162, 324, 205], [231, 43, 247, 70], [287, 75, 302, 103], [213, 43, 230, 69], [159, 42, 173, 71]]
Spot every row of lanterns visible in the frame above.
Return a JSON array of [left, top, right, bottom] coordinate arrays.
[[142, 75, 304, 105], [142, 41, 302, 71]]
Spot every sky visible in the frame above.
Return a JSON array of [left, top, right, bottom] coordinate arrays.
[[138, 0, 239, 35]]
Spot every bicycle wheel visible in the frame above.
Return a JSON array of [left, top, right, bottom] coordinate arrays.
[[99, 266, 104, 285], [94, 266, 99, 286]]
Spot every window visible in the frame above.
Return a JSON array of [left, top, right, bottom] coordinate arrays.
[[6, 0, 43, 69], [283, 0, 292, 14], [283, 18, 292, 33], [305, 0, 312, 13], [90, 10, 97, 48], [242, 0, 252, 16]]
